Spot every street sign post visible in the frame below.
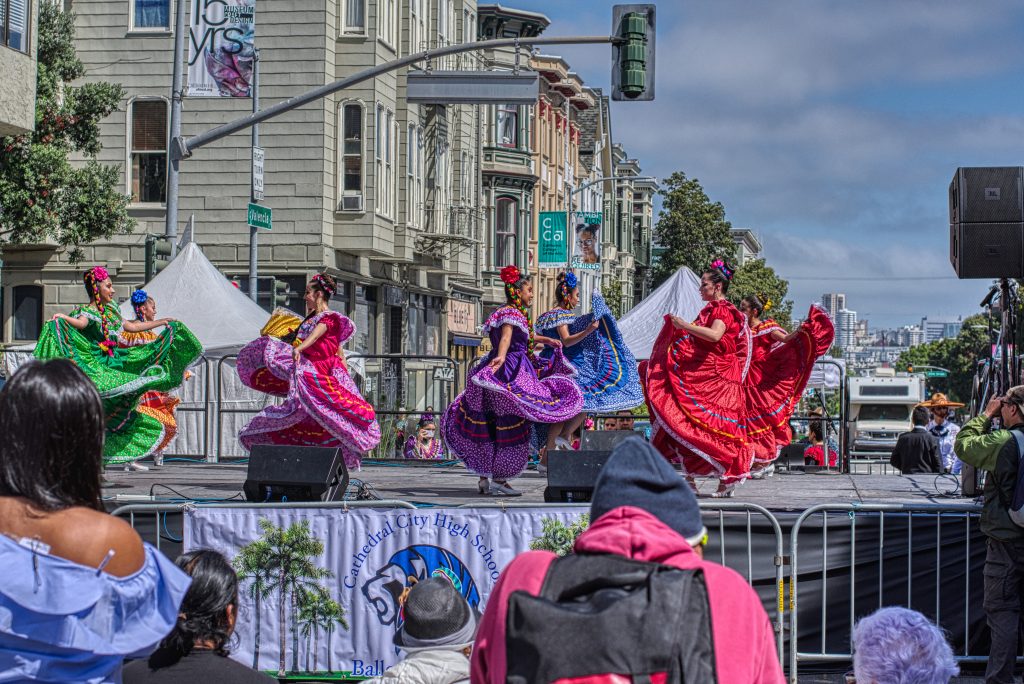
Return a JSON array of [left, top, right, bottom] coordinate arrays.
[[247, 203, 272, 230], [252, 146, 265, 201]]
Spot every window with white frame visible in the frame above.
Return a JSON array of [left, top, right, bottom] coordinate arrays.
[[339, 101, 364, 209], [462, 8, 475, 43], [129, 99, 168, 204], [1, 0, 30, 52], [375, 104, 396, 217], [409, 0, 428, 53], [131, 0, 169, 30], [438, 0, 453, 44], [406, 123, 425, 229], [377, 0, 396, 48], [495, 197, 517, 267], [341, 0, 365, 34], [497, 104, 518, 149]]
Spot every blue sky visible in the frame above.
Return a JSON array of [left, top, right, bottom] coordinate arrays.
[[507, 0, 1024, 329]]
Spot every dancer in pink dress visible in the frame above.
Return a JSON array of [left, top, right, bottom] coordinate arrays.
[[236, 274, 381, 469]]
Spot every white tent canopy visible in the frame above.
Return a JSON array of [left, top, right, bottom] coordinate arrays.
[[120, 242, 269, 356], [618, 266, 704, 360]]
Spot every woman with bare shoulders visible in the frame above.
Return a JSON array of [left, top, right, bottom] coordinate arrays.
[[0, 359, 191, 683]]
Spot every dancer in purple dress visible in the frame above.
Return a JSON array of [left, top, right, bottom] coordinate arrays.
[[441, 266, 583, 496]]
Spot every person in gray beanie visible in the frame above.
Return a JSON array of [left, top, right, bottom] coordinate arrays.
[[471, 437, 784, 683], [365, 576, 479, 684]]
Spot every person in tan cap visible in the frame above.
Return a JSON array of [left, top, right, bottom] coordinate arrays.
[[919, 393, 964, 474]]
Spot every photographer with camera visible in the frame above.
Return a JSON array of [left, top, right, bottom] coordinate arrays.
[[954, 389, 1024, 683]]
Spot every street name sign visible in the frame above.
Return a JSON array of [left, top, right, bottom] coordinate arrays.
[[247, 203, 272, 230], [252, 146, 265, 201], [925, 370, 949, 378]]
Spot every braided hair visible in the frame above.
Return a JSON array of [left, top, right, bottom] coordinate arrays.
[[555, 271, 578, 308], [131, 289, 153, 321], [82, 266, 112, 343], [499, 265, 535, 356]]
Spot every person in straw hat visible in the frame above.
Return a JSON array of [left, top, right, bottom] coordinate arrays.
[[919, 393, 964, 474]]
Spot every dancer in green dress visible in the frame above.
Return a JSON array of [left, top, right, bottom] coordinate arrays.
[[33, 266, 202, 464]]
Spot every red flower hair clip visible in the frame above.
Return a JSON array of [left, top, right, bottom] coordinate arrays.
[[89, 266, 110, 282], [499, 265, 521, 285]]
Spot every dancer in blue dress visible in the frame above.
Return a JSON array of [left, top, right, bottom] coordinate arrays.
[[535, 272, 644, 455]]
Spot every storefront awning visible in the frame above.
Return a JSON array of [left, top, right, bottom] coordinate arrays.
[[451, 335, 482, 347]]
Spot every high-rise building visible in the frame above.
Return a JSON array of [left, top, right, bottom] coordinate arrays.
[[920, 317, 962, 343], [836, 308, 858, 349], [821, 293, 846, 320]]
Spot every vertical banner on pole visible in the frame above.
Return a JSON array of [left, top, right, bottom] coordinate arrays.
[[537, 211, 567, 268], [571, 211, 603, 270], [188, 0, 256, 97]]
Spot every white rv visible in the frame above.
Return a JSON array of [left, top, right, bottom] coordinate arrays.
[[848, 369, 927, 455]]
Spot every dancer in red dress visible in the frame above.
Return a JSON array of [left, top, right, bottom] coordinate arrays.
[[641, 260, 752, 497], [741, 294, 835, 474]]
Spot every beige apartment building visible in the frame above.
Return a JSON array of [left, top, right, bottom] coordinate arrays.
[[0, 0, 36, 137], [0, 0, 485, 398]]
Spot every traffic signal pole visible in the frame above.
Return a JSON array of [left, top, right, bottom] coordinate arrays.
[[248, 52, 260, 303]]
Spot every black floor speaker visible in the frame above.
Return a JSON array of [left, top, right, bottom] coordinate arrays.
[[580, 429, 643, 451], [243, 445, 349, 502], [543, 449, 613, 503]]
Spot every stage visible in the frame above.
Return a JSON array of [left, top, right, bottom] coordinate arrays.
[[103, 459, 973, 509]]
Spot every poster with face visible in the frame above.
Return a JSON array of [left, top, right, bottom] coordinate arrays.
[[571, 212, 602, 270]]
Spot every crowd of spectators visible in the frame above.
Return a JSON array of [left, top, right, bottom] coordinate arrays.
[[0, 360, 991, 683]]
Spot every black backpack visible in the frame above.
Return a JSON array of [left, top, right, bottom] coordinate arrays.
[[505, 553, 717, 684]]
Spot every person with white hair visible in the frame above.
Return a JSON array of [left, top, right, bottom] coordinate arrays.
[[851, 607, 958, 684]]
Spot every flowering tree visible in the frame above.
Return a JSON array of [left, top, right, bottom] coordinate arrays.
[[0, 3, 133, 262]]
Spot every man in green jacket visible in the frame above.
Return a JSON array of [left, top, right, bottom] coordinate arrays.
[[954, 390, 1024, 683]]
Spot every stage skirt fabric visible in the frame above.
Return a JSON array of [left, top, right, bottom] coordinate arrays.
[[33, 306, 202, 464], [640, 300, 753, 483], [535, 291, 644, 413], [442, 306, 583, 480], [745, 306, 835, 465], [236, 310, 380, 470]]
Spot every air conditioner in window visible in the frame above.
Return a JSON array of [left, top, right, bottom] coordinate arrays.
[[340, 195, 364, 212]]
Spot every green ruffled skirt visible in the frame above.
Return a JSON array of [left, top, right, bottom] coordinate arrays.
[[34, 321, 203, 463]]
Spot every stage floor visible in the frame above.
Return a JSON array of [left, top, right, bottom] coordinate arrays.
[[103, 459, 975, 509]]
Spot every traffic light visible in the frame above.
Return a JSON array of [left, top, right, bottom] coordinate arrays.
[[271, 278, 290, 307], [145, 235, 172, 282], [611, 4, 655, 101]]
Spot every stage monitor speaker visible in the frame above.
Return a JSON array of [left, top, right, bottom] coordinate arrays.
[[243, 445, 349, 503], [543, 449, 614, 503], [949, 221, 1024, 279], [949, 167, 1024, 225], [580, 429, 642, 451]]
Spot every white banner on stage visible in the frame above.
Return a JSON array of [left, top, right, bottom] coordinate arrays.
[[185, 506, 584, 677]]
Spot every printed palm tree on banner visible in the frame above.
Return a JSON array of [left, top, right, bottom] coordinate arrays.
[[287, 551, 332, 673], [233, 537, 274, 669], [234, 518, 334, 677], [321, 595, 348, 673], [298, 587, 338, 673]]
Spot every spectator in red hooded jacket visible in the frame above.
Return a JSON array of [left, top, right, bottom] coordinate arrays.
[[470, 437, 784, 683]]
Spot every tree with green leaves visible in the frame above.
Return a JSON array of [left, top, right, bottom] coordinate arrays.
[[896, 314, 990, 405], [247, 518, 332, 677], [321, 596, 348, 673], [233, 537, 275, 669], [601, 280, 624, 318], [729, 258, 794, 329], [0, 3, 133, 262], [651, 172, 735, 289], [529, 514, 590, 556]]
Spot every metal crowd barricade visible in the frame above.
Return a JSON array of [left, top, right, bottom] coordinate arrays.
[[788, 502, 987, 681], [111, 500, 419, 552], [461, 500, 787, 665]]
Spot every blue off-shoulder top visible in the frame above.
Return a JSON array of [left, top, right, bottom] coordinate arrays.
[[0, 534, 191, 683]]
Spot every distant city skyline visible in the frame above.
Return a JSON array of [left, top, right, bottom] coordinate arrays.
[[509, 0, 1024, 328]]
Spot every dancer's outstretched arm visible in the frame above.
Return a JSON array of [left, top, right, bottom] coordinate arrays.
[[487, 325, 513, 371], [555, 320, 600, 347], [50, 313, 89, 330], [122, 318, 175, 332], [670, 315, 726, 343]]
